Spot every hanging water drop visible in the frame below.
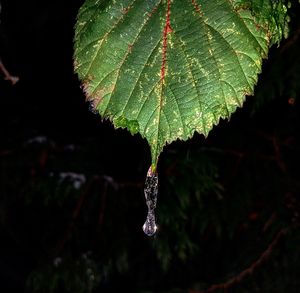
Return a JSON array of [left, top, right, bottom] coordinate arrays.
[[142, 166, 158, 236]]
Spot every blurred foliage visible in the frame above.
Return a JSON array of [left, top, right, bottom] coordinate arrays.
[[1, 0, 300, 293]]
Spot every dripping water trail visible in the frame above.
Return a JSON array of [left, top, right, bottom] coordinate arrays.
[[142, 166, 158, 236]]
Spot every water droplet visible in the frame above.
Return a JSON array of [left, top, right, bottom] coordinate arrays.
[[142, 166, 158, 236], [143, 211, 157, 236]]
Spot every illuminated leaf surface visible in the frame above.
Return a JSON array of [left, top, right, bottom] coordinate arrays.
[[74, 0, 288, 168]]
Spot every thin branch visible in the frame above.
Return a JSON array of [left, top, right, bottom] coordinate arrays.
[[54, 176, 100, 255], [256, 131, 288, 173], [272, 136, 287, 173], [97, 181, 108, 230], [262, 212, 277, 233], [280, 26, 300, 53], [0, 149, 13, 156], [0, 58, 19, 85], [189, 228, 289, 293]]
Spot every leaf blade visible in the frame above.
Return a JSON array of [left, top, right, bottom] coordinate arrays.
[[74, 0, 288, 168]]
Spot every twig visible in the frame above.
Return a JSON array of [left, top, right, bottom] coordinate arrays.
[[256, 131, 288, 173], [97, 181, 108, 230], [189, 228, 289, 293], [54, 176, 100, 255], [262, 212, 277, 233], [0, 58, 19, 85], [272, 136, 287, 173], [0, 149, 13, 156], [280, 26, 300, 53]]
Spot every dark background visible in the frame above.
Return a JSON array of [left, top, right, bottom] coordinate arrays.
[[1, 1, 300, 292]]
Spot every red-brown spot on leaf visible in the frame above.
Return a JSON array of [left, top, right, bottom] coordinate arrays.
[[160, 0, 172, 81]]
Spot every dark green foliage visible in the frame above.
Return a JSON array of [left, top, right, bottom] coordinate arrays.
[[2, 89, 300, 292]]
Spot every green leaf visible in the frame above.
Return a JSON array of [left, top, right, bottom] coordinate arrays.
[[74, 0, 288, 169]]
